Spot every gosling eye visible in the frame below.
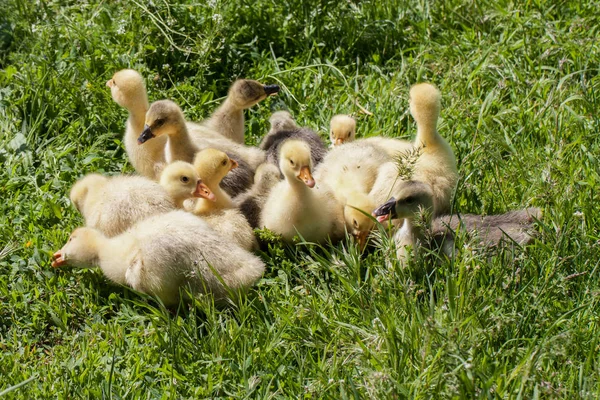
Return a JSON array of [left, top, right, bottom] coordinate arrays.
[[353, 219, 358, 229], [222, 159, 227, 166], [111, 79, 117, 86], [155, 118, 166, 127], [181, 176, 189, 183], [289, 159, 295, 166], [405, 196, 415, 204]]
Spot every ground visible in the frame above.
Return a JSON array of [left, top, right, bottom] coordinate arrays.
[[0, 0, 599, 397]]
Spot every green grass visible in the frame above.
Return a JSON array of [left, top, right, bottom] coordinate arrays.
[[1, 0, 599, 397]]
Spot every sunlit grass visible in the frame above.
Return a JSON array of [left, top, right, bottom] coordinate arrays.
[[1, 0, 599, 397]]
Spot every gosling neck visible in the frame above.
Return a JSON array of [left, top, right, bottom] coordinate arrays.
[[396, 218, 422, 249], [100, 233, 137, 285], [171, 193, 189, 209], [210, 178, 234, 210], [398, 207, 435, 248], [127, 95, 150, 132], [75, 230, 104, 269], [195, 179, 233, 214], [165, 119, 197, 164], [414, 116, 440, 148], [220, 97, 244, 112], [284, 169, 312, 194], [211, 98, 244, 141]]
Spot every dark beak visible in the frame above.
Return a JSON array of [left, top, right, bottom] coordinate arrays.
[[372, 197, 397, 222], [138, 125, 155, 144], [263, 84, 280, 96]]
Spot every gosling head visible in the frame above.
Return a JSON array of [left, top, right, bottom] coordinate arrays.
[[372, 181, 434, 223], [159, 161, 215, 205], [52, 227, 100, 268], [409, 83, 442, 126], [279, 140, 315, 188], [330, 115, 356, 146], [69, 174, 108, 213], [193, 148, 238, 186], [344, 192, 376, 249], [269, 110, 298, 133], [106, 69, 148, 111], [138, 100, 185, 144], [228, 79, 280, 110]]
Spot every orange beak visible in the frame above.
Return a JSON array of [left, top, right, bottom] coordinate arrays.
[[51, 251, 66, 268], [106, 79, 114, 88], [193, 180, 216, 202], [354, 231, 369, 250], [335, 138, 344, 146], [298, 166, 315, 188], [230, 159, 238, 171]]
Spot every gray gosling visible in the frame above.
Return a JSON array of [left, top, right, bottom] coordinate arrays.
[[203, 79, 280, 144], [260, 111, 328, 169], [373, 181, 540, 263], [140, 100, 255, 197]]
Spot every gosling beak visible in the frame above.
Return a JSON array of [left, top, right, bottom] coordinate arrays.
[[138, 125, 155, 144], [354, 231, 369, 250], [193, 179, 216, 202], [335, 138, 344, 146], [230, 159, 239, 171], [106, 79, 114, 88], [51, 251, 66, 268], [298, 166, 315, 188], [372, 197, 397, 223], [263, 84, 280, 96]]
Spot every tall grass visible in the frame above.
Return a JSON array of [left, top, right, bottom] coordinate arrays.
[[1, 0, 599, 397]]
